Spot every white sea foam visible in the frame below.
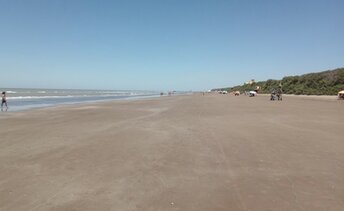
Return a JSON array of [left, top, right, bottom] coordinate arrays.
[[7, 93, 149, 100], [8, 95, 75, 100]]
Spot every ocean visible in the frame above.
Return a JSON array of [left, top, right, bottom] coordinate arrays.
[[0, 88, 161, 112]]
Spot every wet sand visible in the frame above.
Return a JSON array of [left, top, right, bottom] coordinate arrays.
[[1, 94, 343, 210]]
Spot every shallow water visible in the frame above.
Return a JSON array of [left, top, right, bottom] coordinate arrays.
[[0, 88, 160, 111]]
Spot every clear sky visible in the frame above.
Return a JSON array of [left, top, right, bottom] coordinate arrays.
[[0, 0, 343, 91]]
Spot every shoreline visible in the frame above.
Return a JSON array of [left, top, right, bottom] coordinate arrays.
[[3, 92, 341, 114], [0, 87, 179, 113], [0, 94, 163, 113]]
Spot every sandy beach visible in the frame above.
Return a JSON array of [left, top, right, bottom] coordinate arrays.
[[1, 94, 343, 211]]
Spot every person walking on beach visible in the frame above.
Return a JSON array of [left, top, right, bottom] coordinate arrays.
[[1, 91, 8, 111]]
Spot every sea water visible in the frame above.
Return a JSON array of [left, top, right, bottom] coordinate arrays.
[[0, 88, 161, 112]]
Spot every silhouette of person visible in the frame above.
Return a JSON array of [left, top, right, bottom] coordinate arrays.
[[1, 91, 8, 111]]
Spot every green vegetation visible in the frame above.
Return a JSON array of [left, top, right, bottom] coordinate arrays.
[[222, 68, 344, 95]]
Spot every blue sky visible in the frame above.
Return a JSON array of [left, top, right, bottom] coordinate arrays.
[[0, 0, 343, 91]]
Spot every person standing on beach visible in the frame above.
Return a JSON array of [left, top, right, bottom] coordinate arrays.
[[1, 91, 8, 110]]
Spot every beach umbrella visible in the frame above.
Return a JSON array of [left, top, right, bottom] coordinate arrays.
[[338, 90, 344, 94]]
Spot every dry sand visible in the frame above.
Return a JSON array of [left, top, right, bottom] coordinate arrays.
[[0, 94, 343, 210]]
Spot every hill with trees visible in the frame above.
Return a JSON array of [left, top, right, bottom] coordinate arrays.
[[221, 67, 344, 95]]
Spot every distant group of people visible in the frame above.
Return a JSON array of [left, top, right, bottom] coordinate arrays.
[[270, 88, 283, 101], [232, 87, 283, 100], [1, 91, 8, 111]]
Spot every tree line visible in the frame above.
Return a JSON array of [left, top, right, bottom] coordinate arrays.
[[223, 67, 344, 95]]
